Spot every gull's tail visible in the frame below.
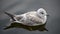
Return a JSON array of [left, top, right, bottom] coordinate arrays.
[[4, 11, 16, 21]]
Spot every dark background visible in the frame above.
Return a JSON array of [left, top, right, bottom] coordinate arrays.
[[0, 0, 60, 34]]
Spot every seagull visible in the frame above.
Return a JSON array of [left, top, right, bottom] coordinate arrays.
[[4, 8, 48, 26]]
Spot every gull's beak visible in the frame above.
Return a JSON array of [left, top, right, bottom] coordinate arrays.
[[46, 14, 49, 16]]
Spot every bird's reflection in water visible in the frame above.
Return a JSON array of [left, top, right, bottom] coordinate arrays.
[[4, 22, 48, 31]]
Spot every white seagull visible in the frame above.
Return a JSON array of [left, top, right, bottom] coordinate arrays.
[[4, 8, 48, 26]]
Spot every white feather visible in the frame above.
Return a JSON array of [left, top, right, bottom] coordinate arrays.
[[10, 8, 47, 26]]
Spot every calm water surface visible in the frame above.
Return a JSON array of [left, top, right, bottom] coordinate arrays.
[[0, 0, 60, 34]]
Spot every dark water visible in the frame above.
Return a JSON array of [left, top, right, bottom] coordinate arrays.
[[0, 0, 60, 34], [4, 22, 48, 31]]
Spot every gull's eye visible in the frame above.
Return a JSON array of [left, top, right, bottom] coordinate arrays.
[[40, 12, 44, 14]]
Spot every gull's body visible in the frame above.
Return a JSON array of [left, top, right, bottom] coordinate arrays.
[[4, 8, 48, 26]]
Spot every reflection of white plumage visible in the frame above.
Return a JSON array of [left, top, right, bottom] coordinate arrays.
[[4, 8, 48, 26]]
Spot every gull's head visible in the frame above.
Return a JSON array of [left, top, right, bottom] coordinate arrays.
[[37, 8, 47, 17]]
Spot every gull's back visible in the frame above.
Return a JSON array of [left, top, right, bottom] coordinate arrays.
[[21, 11, 43, 26]]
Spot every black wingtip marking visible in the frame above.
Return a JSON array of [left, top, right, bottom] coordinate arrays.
[[4, 11, 16, 21]]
